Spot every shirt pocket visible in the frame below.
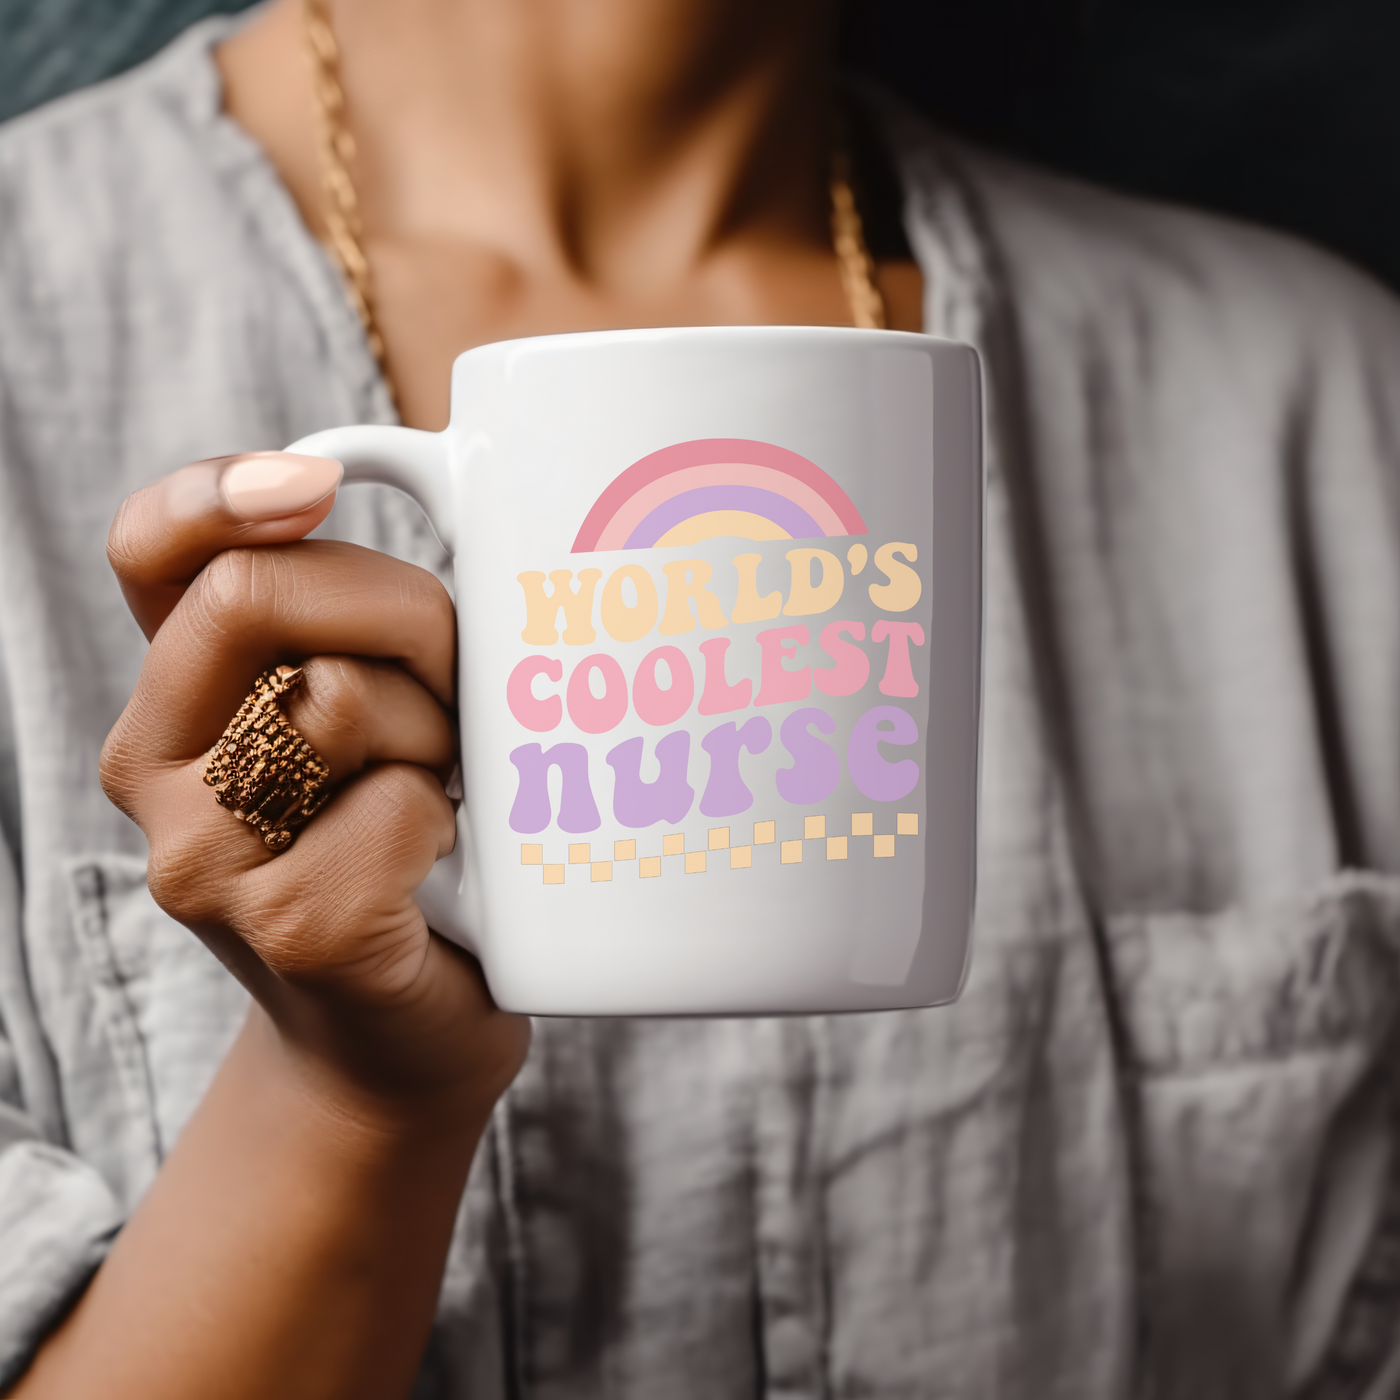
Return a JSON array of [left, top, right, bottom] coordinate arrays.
[[1107, 870, 1400, 1400], [62, 854, 248, 1209]]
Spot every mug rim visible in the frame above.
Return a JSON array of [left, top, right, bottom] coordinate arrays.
[[451, 322, 967, 371]]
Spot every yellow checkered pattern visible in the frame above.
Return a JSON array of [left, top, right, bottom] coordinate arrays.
[[522, 810, 919, 883]]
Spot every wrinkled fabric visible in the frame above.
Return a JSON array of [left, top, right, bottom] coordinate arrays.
[[0, 16, 1398, 1399]]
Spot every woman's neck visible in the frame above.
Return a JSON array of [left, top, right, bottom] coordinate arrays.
[[220, 0, 920, 428]]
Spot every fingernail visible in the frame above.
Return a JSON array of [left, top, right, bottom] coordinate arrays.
[[220, 452, 343, 521]]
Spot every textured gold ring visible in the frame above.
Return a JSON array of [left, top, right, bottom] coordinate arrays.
[[203, 665, 332, 852]]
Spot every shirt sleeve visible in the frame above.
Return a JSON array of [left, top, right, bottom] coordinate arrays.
[[0, 839, 122, 1392], [0, 1135, 122, 1390]]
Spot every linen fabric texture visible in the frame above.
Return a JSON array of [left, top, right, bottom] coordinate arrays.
[[1, 18, 1399, 1400]]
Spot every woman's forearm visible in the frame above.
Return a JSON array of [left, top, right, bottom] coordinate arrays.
[[13, 1005, 486, 1400]]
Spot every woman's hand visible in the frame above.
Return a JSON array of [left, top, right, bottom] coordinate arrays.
[[15, 452, 529, 1400], [100, 450, 529, 1119]]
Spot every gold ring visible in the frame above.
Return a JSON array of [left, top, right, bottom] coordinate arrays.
[[203, 665, 332, 852]]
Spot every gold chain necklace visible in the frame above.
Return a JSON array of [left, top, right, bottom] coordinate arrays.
[[304, 0, 888, 411]]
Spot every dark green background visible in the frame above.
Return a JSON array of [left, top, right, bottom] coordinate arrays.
[[0, 0, 255, 123], [5, 0, 1399, 291]]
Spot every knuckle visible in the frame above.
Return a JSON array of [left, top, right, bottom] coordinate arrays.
[[105, 474, 193, 587], [186, 546, 327, 642], [363, 762, 455, 845], [410, 567, 455, 626], [187, 547, 263, 629], [145, 833, 222, 927], [344, 766, 452, 880], [97, 687, 165, 820], [396, 565, 456, 643], [98, 720, 139, 817], [186, 548, 311, 651], [105, 494, 144, 582], [428, 588, 457, 653], [296, 656, 373, 742]]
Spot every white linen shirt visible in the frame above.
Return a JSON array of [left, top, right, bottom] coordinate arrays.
[[1, 17, 1399, 1400]]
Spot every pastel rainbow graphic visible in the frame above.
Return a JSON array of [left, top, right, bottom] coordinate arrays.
[[572, 438, 868, 552]]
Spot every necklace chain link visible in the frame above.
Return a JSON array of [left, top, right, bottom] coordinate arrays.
[[830, 145, 888, 332], [303, 0, 888, 411]]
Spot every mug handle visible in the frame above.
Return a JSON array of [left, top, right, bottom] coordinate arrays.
[[285, 424, 456, 548], [282, 424, 480, 955]]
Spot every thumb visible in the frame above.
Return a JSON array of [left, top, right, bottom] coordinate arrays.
[[108, 452, 343, 640]]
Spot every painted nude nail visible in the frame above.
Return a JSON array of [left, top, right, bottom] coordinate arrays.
[[219, 452, 343, 521]]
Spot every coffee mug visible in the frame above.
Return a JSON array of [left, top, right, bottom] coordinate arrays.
[[287, 325, 982, 1016]]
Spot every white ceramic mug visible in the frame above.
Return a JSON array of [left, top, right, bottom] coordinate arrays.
[[287, 325, 982, 1016]]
